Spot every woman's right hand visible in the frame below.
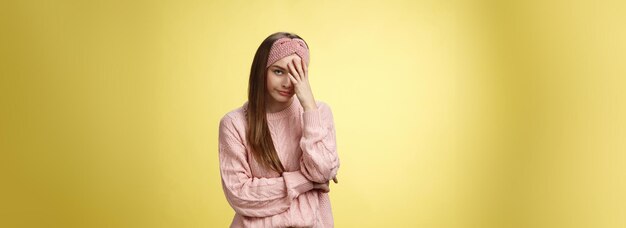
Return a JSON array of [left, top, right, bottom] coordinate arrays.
[[312, 181, 330, 193], [312, 176, 338, 193]]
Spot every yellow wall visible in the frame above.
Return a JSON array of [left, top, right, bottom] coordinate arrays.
[[1, 0, 625, 227]]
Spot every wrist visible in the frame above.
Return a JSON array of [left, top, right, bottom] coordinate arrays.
[[303, 102, 318, 112]]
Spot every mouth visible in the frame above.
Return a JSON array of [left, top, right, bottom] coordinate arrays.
[[277, 90, 292, 97]]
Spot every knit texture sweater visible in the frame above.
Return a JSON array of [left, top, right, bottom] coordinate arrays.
[[218, 98, 340, 228]]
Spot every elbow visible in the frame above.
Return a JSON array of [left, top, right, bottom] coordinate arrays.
[[301, 158, 339, 183], [299, 148, 340, 183]]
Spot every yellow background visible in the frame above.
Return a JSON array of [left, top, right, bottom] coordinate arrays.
[[1, 0, 625, 227]]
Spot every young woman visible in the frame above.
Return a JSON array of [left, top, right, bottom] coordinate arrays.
[[218, 32, 340, 227]]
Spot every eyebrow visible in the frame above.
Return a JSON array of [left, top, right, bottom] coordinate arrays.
[[270, 65, 287, 71]]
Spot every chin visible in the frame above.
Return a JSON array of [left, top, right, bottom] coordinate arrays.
[[273, 94, 292, 102], [277, 97, 291, 102]]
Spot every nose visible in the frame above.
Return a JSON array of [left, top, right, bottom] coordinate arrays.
[[282, 76, 292, 89]]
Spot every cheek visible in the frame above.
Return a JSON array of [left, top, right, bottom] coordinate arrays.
[[268, 74, 279, 84], [266, 74, 278, 89]]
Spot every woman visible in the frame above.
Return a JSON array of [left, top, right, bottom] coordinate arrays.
[[218, 32, 340, 227]]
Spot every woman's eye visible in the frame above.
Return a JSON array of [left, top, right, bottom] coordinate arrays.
[[274, 70, 283, 75]]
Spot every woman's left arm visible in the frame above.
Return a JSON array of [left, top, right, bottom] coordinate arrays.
[[287, 57, 340, 184], [299, 102, 340, 183]]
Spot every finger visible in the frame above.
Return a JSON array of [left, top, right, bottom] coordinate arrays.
[[288, 62, 300, 81], [313, 183, 325, 192], [294, 58, 304, 80], [288, 73, 298, 85], [301, 58, 308, 79], [288, 62, 300, 82]]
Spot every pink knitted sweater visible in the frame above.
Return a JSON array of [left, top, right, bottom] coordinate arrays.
[[218, 98, 340, 228]]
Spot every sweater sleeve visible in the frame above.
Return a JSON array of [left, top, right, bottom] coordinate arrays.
[[218, 115, 314, 218], [299, 102, 341, 183]]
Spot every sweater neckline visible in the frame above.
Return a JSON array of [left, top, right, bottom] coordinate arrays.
[[266, 98, 300, 120]]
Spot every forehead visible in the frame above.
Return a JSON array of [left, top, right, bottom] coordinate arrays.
[[271, 54, 301, 67]]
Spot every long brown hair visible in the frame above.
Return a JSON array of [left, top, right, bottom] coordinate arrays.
[[246, 32, 308, 173]]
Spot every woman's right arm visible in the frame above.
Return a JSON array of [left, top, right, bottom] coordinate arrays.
[[218, 115, 314, 218]]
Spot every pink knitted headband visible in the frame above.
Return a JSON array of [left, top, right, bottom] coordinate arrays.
[[266, 37, 309, 68]]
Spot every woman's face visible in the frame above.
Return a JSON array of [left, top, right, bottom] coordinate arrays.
[[266, 54, 300, 104]]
